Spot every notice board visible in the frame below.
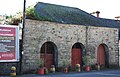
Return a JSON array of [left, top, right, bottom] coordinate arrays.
[[0, 25, 19, 62]]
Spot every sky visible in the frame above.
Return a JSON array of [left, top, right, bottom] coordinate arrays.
[[0, 0, 120, 19]]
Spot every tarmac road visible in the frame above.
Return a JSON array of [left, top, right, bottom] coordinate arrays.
[[3, 70, 120, 77]]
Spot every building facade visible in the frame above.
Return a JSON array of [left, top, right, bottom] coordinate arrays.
[[0, 2, 120, 75], [22, 19, 119, 72]]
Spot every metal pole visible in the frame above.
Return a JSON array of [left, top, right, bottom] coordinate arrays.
[[23, 0, 26, 30], [20, 0, 26, 74], [85, 26, 88, 65], [118, 35, 120, 67]]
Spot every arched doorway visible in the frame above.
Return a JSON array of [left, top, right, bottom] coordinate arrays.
[[71, 42, 85, 70], [97, 44, 109, 68], [40, 41, 58, 70]]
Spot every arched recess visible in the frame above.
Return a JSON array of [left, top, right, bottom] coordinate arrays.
[[71, 42, 85, 69], [97, 44, 109, 68], [40, 41, 58, 70]]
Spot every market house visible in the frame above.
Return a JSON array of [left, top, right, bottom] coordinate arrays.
[[21, 2, 119, 73]]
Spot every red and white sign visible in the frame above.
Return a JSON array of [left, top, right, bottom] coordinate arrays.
[[0, 52, 15, 60], [0, 27, 16, 36], [0, 25, 19, 62]]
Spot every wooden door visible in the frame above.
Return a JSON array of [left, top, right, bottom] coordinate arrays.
[[45, 54, 54, 70], [97, 44, 105, 65], [72, 48, 82, 69], [40, 53, 54, 70]]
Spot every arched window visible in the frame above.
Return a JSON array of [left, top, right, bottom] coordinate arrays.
[[40, 41, 58, 70]]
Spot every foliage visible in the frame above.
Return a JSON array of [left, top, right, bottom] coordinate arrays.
[[38, 58, 44, 68], [26, 6, 36, 20], [91, 64, 96, 70], [26, 5, 55, 22], [24, 69, 37, 74], [8, 17, 22, 25], [44, 67, 48, 74], [6, 12, 22, 25], [0, 14, 22, 25], [62, 60, 68, 67], [85, 55, 91, 66]]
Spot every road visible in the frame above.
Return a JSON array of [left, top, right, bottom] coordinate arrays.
[[3, 70, 120, 77]]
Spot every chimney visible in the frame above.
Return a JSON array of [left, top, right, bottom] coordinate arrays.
[[96, 11, 100, 18], [115, 16, 120, 20]]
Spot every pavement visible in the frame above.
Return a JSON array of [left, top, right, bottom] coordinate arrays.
[[1, 70, 120, 77]]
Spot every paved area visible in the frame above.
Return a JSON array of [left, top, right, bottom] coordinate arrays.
[[2, 70, 120, 77]]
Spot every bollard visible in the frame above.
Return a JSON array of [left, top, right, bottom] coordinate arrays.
[[50, 65, 55, 73], [75, 64, 80, 72], [96, 64, 100, 71], [64, 67, 68, 73], [10, 66, 16, 77], [97, 65, 100, 70]]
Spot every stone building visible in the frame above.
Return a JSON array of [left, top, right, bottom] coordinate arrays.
[[21, 2, 120, 73], [0, 2, 119, 75]]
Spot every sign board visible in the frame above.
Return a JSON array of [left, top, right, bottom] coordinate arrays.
[[0, 25, 19, 62]]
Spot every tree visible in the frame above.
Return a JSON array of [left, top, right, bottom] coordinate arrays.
[[7, 12, 23, 25], [26, 5, 36, 19]]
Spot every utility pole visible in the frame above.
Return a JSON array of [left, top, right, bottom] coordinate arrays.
[[23, 0, 26, 29], [20, 0, 26, 74]]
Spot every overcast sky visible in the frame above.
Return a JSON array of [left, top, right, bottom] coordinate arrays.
[[0, 0, 120, 19]]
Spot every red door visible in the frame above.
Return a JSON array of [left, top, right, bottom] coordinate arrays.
[[72, 48, 82, 69], [40, 53, 54, 70], [97, 44, 105, 65], [45, 54, 54, 70]]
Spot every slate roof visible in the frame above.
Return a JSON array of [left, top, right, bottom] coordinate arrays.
[[31, 2, 120, 28]]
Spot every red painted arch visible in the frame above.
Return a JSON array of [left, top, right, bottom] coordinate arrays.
[[97, 44, 105, 65], [40, 42, 55, 70], [72, 48, 82, 69]]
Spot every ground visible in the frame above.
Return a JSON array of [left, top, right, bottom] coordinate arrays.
[[3, 70, 120, 77]]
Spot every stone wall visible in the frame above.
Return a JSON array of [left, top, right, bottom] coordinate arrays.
[[0, 62, 20, 75], [22, 19, 119, 73], [87, 27, 119, 65]]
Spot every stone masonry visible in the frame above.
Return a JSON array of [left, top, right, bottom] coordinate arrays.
[[22, 19, 119, 73]]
